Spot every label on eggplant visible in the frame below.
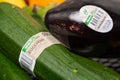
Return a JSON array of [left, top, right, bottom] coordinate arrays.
[[19, 32, 61, 76], [69, 5, 113, 33], [79, 5, 113, 33]]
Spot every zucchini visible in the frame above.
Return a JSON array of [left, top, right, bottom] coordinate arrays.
[[0, 52, 31, 80], [0, 2, 120, 80], [0, 2, 47, 64]]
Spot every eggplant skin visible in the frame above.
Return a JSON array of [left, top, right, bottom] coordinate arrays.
[[45, 0, 120, 45]]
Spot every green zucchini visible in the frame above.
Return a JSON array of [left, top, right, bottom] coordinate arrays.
[[0, 2, 47, 64], [0, 2, 120, 80], [0, 52, 31, 80]]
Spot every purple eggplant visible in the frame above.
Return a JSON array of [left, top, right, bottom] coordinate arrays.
[[45, 0, 120, 56]]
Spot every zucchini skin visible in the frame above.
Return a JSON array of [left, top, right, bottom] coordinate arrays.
[[0, 2, 47, 64], [0, 2, 120, 80], [0, 53, 31, 80], [45, 0, 120, 47], [35, 44, 120, 80]]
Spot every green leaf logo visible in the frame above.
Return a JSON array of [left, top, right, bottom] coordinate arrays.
[[83, 9, 89, 15]]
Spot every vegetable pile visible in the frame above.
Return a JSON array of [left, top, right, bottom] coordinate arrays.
[[0, 1, 120, 80]]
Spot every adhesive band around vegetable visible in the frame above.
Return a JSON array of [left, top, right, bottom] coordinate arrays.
[[19, 32, 61, 76]]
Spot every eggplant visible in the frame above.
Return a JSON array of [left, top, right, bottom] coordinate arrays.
[[45, 0, 120, 56]]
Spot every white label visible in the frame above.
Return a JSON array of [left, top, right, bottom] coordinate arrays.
[[69, 5, 113, 33], [79, 5, 113, 33], [19, 32, 61, 75]]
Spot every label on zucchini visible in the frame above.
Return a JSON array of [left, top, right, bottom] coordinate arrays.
[[19, 32, 61, 75], [79, 5, 113, 33]]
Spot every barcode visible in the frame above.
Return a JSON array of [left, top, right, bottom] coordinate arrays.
[[20, 53, 34, 71], [90, 10, 104, 26]]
